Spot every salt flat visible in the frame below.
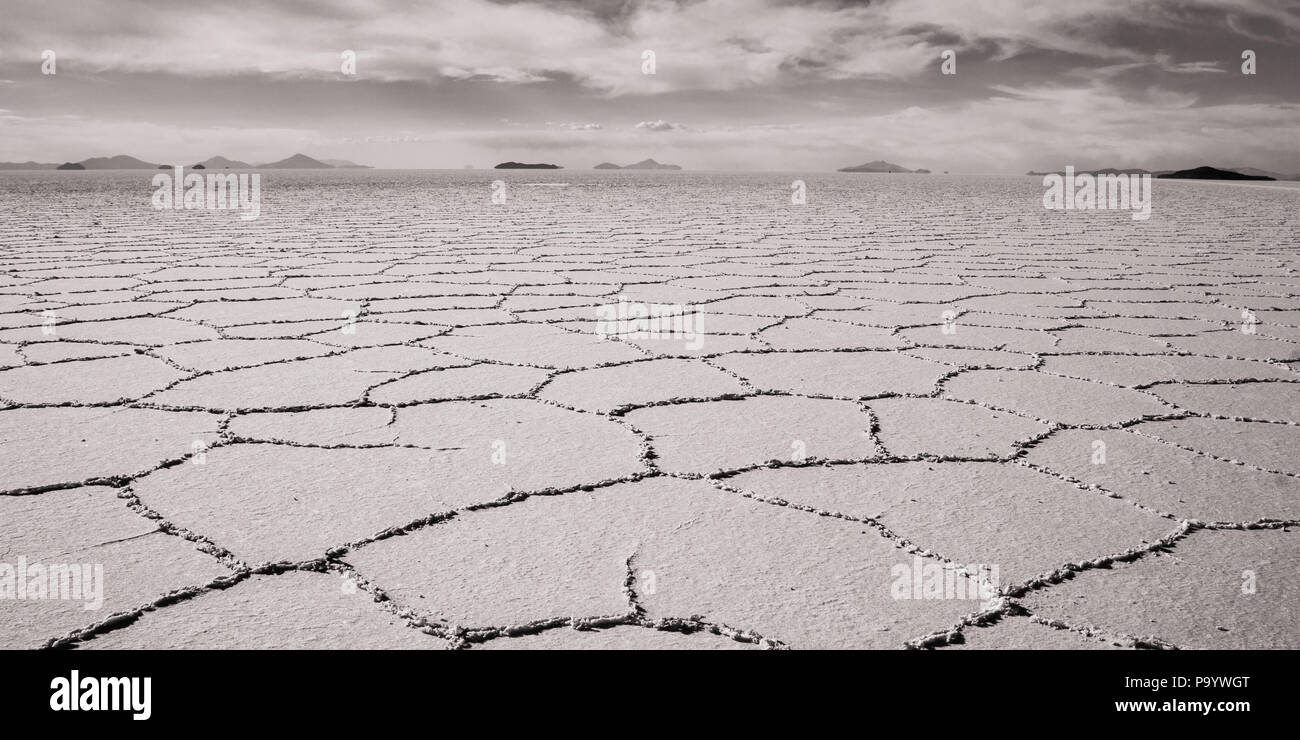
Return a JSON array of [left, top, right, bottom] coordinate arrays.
[[1, 171, 1297, 649]]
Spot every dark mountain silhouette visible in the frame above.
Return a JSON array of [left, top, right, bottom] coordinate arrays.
[[839, 160, 918, 173], [1027, 168, 1152, 176], [257, 153, 333, 169], [495, 162, 561, 169], [1158, 166, 1274, 181], [622, 158, 681, 170], [76, 155, 158, 169], [0, 161, 58, 170], [593, 162, 622, 169], [193, 156, 254, 169], [10, 153, 366, 170], [1228, 166, 1299, 181]]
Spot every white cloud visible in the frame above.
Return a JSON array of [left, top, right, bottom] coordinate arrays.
[[634, 119, 684, 132]]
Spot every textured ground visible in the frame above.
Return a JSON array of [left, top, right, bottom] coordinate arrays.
[[1, 172, 1298, 649]]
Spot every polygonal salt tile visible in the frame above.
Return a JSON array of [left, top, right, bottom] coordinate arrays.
[[148, 346, 455, 410], [897, 325, 1058, 353], [423, 323, 646, 369], [622, 333, 764, 356], [1076, 317, 1222, 336], [713, 350, 948, 397], [0, 343, 22, 367], [83, 571, 447, 649], [758, 317, 904, 350], [1019, 529, 1300, 649], [867, 397, 1050, 457], [1048, 328, 1172, 354], [1148, 382, 1300, 423], [943, 369, 1170, 425], [0, 354, 187, 404], [538, 359, 743, 413], [169, 297, 361, 327], [0, 407, 221, 493], [728, 462, 1171, 586], [155, 339, 337, 372], [624, 395, 877, 474], [1040, 354, 1291, 388], [307, 321, 448, 348], [368, 364, 548, 404], [1132, 418, 1300, 474], [1167, 331, 1300, 361], [131, 444, 482, 563], [902, 347, 1037, 369], [17, 342, 137, 363], [473, 625, 761, 650], [345, 476, 978, 648], [1025, 429, 1300, 521], [0, 486, 229, 648]]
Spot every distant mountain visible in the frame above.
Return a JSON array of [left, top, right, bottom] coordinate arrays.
[[622, 158, 681, 170], [838, 160, 918, 173], [1027, 168, 1151, 176], [494, 162, 561, 169], [593, 162, 622, 169], [1157, 166, 1274, 181], [1027, 165, 1295, 181], [0, 161, 58, 170], [322, 158, 372, 169], [258, 153, 333, 169], [14, 153, 368, 170], [77, 155, 158, 169], [1228, 166, 1300, 181], [193, 156, 254, 169]]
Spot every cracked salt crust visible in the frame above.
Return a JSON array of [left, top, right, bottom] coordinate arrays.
[[1027, 429, 1300, 522], [1019, 529, 1299, 649], [2, 172, 1297, 649], [624, 395, 880, 475], [727, 461, 1173, 586], [0, 486, 229, 648], [713, 350, 949, 397], [83, 571, 447, 650], [943, 369, 1171, 425], [866, 397, 1050, 457]]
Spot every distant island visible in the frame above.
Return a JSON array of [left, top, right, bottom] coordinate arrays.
[[1027, 165, 1294, 180], [1027, 168, 1153, 176], [593, 158, 682, 170], [495, 162, 562, 169], [322, 159, 372, 169], [0, 161, 60, 170], [258, 153, 332, 169], [1158, 166, 1275, 181], [192, 156, 254, 169], [838, 160, 928, 173], [5, 153, 370, 170]]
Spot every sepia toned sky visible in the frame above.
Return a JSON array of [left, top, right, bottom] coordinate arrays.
[[0, 0, 1297, 171]]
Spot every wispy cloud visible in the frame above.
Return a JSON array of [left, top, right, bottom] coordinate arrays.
[[0, 0, 1295, 170]]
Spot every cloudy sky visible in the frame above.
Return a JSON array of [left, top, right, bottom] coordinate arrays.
[[1, 0, 1297, 171]]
